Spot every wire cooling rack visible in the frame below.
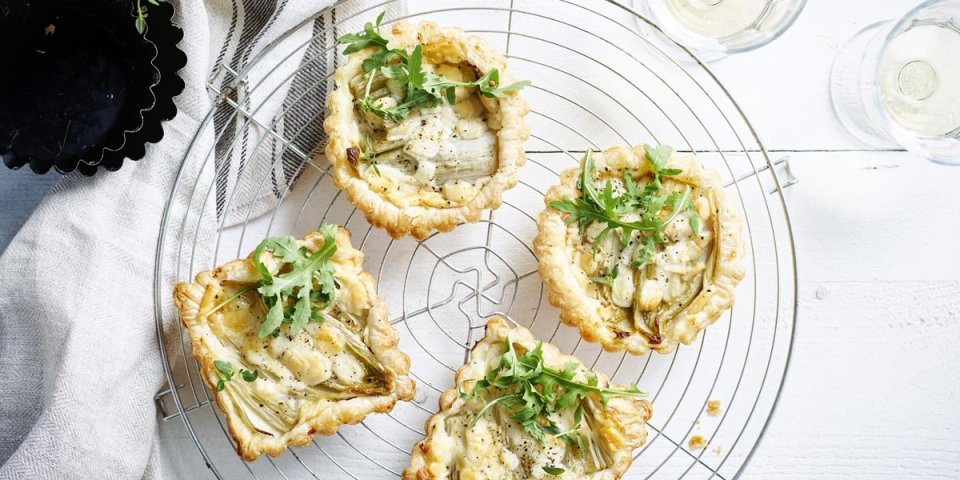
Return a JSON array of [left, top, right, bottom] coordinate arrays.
[[154, 1, 798, 478]]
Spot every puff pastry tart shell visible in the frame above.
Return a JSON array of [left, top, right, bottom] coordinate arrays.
[[324, 20, 530, 240], [404, 317, 652, 480], [534, 145, 746, 355], [173, 228, 414, 461]]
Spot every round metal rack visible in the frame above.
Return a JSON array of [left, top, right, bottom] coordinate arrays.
[[154, 1, 799, 478]]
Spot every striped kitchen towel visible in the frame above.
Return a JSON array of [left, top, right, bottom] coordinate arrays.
[[0, 1, 402, 478]]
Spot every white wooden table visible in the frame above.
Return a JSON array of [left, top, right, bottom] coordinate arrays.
[[3, 0, 958, 478]]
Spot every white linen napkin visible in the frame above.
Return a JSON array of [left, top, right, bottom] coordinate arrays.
[[0, 0, 398, 477]]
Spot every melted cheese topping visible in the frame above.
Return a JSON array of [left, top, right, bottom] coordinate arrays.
[[352, 61, 501, 208], [441, 346, 620, 479], [580, 177, 714, 334], [534, 144, 745, 355], [404, 318, 651, 480], [191, 235, 393, 440]]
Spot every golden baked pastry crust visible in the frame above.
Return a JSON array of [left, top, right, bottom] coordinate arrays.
[[324, 20, 530, 240], [534, 145, 746, 355], [173, 228, 414, 461], [404, 317, 652, 480]]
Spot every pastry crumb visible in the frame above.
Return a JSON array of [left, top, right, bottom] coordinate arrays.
[[712, 445, 723, 455], [44, 24, 56, 35], [688, 434, 708, 450], [706, 399, 722, 416]]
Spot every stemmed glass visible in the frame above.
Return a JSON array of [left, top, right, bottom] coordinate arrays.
[[631, 0, 807, 61], [830, 0, 960, 165]]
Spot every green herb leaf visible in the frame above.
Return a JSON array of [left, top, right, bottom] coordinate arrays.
[[632, 236, 657, 269], [214, 360, 234, 380], [341, 12, 530, 123], [290, 292, 312, 333], [543, 466, 565, 475], [134, 0, 152, 35], [551, 146, 696, 275], [477, 68, 532, 98], [407, 45, 426, 88], [589, 264, 619, 284], [251, 225, 339, 337], [215, 362, 257, 388], [260, 298, 285, 337], [337, 12, 390, 55], [643, 144, 673, 170], [380, 64, 408, 83], [466, 337, 645, 446], [687, 203, 701, 236]]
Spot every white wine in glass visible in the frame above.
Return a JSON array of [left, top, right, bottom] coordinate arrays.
[[880, 22, 960, 138], [831, 0, 960, 164], [632, 0, 806, 60]]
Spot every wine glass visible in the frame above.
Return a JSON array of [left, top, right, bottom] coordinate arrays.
[[830, 0, 960, 165], [630, 0, 807, 61]]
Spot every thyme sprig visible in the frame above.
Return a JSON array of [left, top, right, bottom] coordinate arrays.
[[213, 360, 258, 392], [134, 0, 159, 34]]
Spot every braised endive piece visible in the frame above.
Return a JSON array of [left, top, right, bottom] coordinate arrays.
[[404, 317, 651, 480], [535, 145, 745, 355], [325, 15, 531, 239], [173, 226, 413, 461]]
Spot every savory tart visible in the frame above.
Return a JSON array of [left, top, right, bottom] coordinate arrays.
[[324, 15, 531, 240], [404, 317, 651, 480], [534, 145, 745, 355], [173, 225, 414, 461]]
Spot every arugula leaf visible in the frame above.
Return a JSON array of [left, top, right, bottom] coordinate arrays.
[[476, 69, 533, 98], [543, 466, 566, 475], [358, 87, 437, 123], [339, 12, 530, 122], [465, 337, 645, 446], [251, 224, 339, 337], [338, 11, 390, 55], [632, 236, 657, 269], [549, 146, 696, 279], [260, 298, 285, 339], [644, 144, 673, 170], [406, 45, 427, 88], [589, 264, 619, 284], [380, 63, 408, 83]]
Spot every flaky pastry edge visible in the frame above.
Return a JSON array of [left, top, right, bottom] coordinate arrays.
[[533, 145, 746, 355], [323, 20, 531, 240], [403, 317, 652, 480], [173, 227, 414, 461]]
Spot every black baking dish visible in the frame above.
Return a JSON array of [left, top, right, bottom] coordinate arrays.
[[0, 0, 185, 175]]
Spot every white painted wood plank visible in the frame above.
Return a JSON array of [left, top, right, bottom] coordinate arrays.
[[744, 151, 960, 478], [409, 0, 922, 153], [709, 0, 920, 151], [5, 1, 957, 478]]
